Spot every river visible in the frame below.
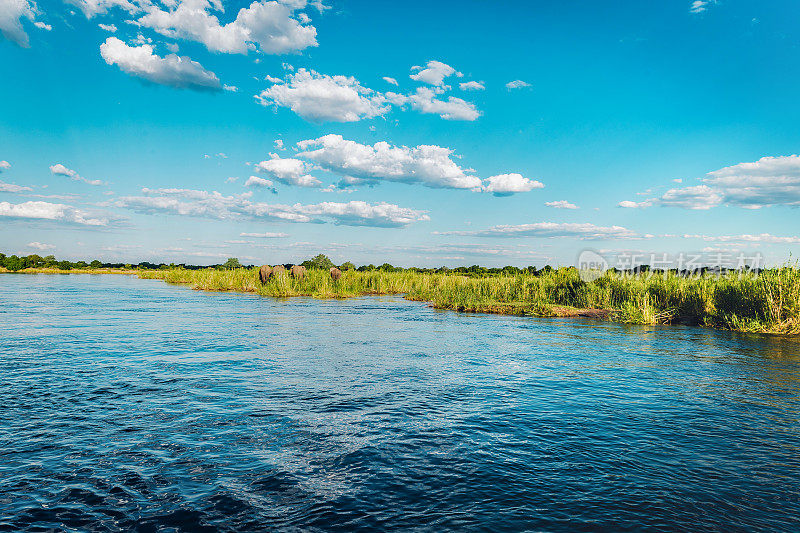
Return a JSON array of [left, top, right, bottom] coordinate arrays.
[[1, 274, 799, 531]]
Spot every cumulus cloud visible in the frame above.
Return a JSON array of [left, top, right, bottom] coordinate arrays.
[[33, 21, 50, 31], [27, 241, 55, 250], [0, 180, 33, 193], [436, 222, 642, 240], [70, 0, 142, 18], [0, 0, 35, 47], [254, 153, 321, 187], [296, 134, 482, 190], [382, 76, 398, 86], [295, 135, 540, 194], [244, 175, 277, 193], [114, 187, 429, 227], [0, 200, 109, 225], [410, 60, 460, 86], [619, 155, 800, 210], [545, 200, 579, 209], [136, 0, 318, 55], [459, 81, 484, 91], [505, 80, 531, 89], [49, 163, 105, 186], [100, 37, 222, 91], [257, 66, 481, 122], [0, 160, 10, 171], [388, 87, 480, 121], [98, 23, 118, 32], [482, 173, 544, 196], [255, 68, 390, 122]]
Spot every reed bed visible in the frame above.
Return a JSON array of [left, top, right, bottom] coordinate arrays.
[[137, 266, 800, 334]]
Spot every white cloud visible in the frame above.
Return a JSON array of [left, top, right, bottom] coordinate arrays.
[[27, 241, 55, 250], [295, 135, 538, 194], [98, 23, 118, 32], [0, 200, 109, 226], [274, 139, 284, 150], [482, 173, 544, 196], [254, 153, 321, 187], [437, 222, 642, 240], [223, 84, 238, 92], [114, 187, 429, 227], [70, 0, 142, 18], [685, 233, 800, 244], [33, 21, 51, 31], [545, 200, 579, 209], [100, 37, 222, 91], [244, 175, 273, 187], [410, 60, 459, 86], [137, 0, 317, 55], [255, 68, 390, 122], [382, 76, 398, 86], [505, 80, 531, 89], [0, 160, 10, 171], [389, 87, 480, 121], [689, 1, 712, 14], [240, 231, 289, 238], [49, 163, 105, 186], [244, 175, 277, 193], [0, 0, 35, 47], [619, 155, 800, 210], [459, 81, 484, 91], [296, 134, 482, 190], [0, 180, 33, 193], [264, 74, 283, 83]]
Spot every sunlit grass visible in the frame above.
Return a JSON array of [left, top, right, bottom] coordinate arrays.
[[137, 266, 800, 334]]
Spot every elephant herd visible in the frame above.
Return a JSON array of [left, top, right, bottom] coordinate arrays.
[[259, 264, 343, 284]]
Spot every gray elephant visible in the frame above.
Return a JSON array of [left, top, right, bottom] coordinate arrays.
[[330, 267, 342, 281], [258, 265, 273, 284], [290, 265, 306, 279]]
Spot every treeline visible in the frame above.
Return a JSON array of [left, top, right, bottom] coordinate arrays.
[[0, 252, 223, 272], [0, 251, 764, 276]]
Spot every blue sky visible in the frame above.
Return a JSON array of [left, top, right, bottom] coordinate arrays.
[[1, 0, 799, 267]]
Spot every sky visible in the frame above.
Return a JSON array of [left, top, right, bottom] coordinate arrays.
[[1, 0, 799, 268]]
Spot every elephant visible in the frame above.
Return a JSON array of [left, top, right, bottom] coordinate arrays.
[[290, 265, 306, 279], [258, 265, 272, 284], [330, 267, 342, 281], [272, 265, 286, 277]]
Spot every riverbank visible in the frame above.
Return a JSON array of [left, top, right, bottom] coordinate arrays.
[[136, 267, 800, 335], [0, 267, 139, 275]]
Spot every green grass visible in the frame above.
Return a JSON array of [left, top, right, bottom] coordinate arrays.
[[137, 266, 800, 334]]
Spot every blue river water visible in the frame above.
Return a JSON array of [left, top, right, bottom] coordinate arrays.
[[1, 274, 800, 532]]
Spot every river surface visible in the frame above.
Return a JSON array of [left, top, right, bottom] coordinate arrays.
[[1, 274, 800, 532]]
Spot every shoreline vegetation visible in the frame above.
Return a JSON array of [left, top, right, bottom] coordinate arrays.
[[135, 266, 800, 335], [2, 252, 798, 335]]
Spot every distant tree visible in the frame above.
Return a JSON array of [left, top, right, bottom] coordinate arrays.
[[43, 255, 57, 267], [57, 260, 72, 270], [339, 261, 356, 271], [90, 260, 102, 269], [302, 254, 335, 270], [223, 257, 242, 270], [4, 255, 24, 272], [75, 261, 88, 269]]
